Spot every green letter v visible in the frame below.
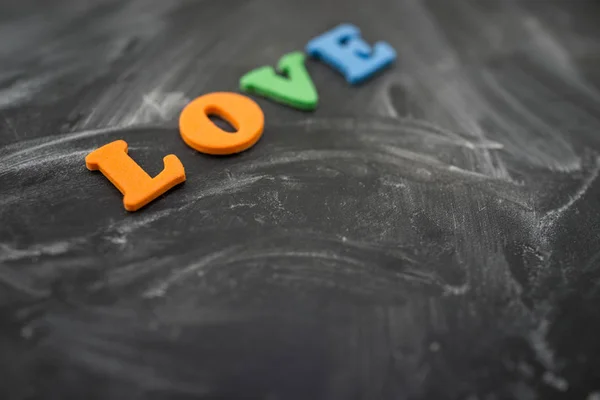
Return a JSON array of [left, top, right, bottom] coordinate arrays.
[[240, 51, 318, 111]]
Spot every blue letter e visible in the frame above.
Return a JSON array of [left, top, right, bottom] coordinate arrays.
[[306, 23, 396, 85]]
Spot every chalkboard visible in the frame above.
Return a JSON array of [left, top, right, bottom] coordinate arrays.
[[1, 0, 600, 399]]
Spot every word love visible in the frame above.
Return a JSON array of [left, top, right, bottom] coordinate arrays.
[[86, 23, 396, 211]]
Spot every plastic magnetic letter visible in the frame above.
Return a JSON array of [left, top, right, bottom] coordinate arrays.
[[306, 23, 396, 85], [179, 92, 264, 155], [240, 51, 318, 110], [85, 140, 186, 212]]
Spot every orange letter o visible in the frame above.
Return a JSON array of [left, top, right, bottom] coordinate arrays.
[[179, 92, 265, 155]]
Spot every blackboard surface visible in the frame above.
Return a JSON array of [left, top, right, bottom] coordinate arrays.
[[1, 1, 600, 399]]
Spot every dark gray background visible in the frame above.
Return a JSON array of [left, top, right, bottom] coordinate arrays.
[[1, 0, 600, 399]]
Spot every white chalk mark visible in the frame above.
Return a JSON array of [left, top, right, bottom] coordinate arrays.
[[0, 240, 72, 262], [126, 91, 190, 125], [541, 156, 600, 229], [142, 245, 245, 298], [0, 267, 50, 298]]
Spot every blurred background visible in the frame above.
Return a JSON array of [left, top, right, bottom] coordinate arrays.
[[1, 1, 600, 399]]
